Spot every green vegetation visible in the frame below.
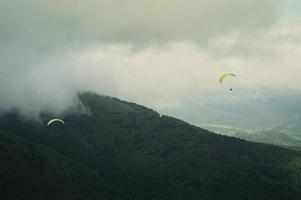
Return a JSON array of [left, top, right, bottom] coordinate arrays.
[[1, 92, 301, 199]]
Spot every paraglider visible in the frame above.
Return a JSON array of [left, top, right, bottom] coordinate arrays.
[[219, 73, 236, 83], [219, 73, 236, 91], [47, 119, 65, 126]]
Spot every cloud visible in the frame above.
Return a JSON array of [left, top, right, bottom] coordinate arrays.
[[0, 0, 300, 120], [0, 0, 279, 46]]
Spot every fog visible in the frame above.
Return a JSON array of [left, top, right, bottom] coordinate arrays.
[[1, 0, 301, 122]]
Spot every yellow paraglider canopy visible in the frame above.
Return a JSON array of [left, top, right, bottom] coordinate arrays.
[[47, 119, 65, 126], [219, 73, 236, 83]]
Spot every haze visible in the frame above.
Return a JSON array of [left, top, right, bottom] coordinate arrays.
[[1, 0, 301, 126]]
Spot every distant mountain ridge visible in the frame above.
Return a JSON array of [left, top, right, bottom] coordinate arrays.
[[1, 92, 301, 199], [162, 89, 301, 129], [203, 118, 301, 149]]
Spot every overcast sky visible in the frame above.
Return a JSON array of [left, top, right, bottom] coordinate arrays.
[[1, 0, 301, 120]]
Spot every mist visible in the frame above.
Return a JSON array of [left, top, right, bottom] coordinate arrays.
[[1, 0, 301, 121]]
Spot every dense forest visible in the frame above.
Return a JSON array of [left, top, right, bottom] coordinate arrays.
[[1, 92, 301, 200]]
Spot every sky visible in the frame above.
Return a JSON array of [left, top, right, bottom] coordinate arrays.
[[1, 0, 301, 124]]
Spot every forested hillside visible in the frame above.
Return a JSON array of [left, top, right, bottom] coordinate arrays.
[[1, 92, 301, 200]]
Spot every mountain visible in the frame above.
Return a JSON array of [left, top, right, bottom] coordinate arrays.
[[1, 92, 301, 200], [162, 88, 301, 130], [272, 118, 301, 141], [204, 119, 301, 149]]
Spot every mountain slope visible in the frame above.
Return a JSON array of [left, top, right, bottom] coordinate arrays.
[[204, 119, 301, 149], [1, 92, 301, 199]]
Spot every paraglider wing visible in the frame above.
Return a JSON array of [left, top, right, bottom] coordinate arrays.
[[47, 119, 65, 126], [219, 73, 236, 83]]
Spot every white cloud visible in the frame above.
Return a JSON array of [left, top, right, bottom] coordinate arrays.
[[0, 0, 301, 119], [0, 0, 279, 45]]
